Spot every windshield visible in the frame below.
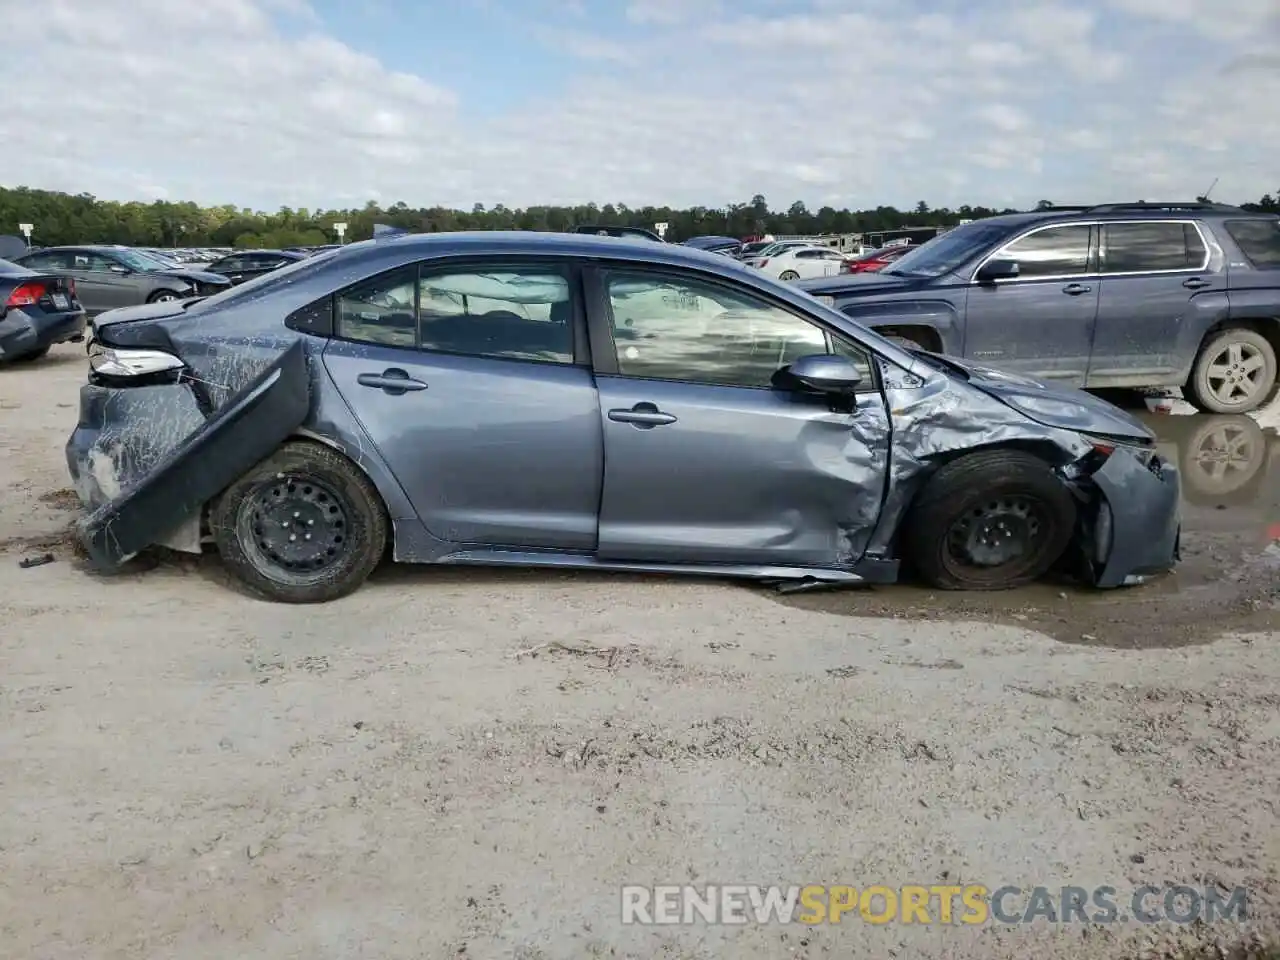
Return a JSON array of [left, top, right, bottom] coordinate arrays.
[[115, 249, 177, 272], [881, 221, 1019, 278]]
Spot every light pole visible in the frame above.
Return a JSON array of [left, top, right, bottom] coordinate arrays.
[[18, 223, 33, 249], [333, 222, 347, 244]]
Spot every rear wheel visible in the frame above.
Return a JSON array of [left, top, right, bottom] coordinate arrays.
[[1187, 327, 1277, 414], [903, 450, 1077, 590], [210, 440, 388, 603], [778, 270, 800, 281]]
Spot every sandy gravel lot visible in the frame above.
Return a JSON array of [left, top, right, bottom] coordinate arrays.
[[2, 344, 1278, 959]]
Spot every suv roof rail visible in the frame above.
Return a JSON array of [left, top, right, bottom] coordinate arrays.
[[1085, 201, 1245, 213], [1033, 204, 1095, 212]]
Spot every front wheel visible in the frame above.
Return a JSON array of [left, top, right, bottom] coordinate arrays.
[[148, 290, 181, 303], [1186, 328, 1277, 414], [902, 450, 1077, 590], [209, 440, 388, 603], [778, 270, 800, 281]]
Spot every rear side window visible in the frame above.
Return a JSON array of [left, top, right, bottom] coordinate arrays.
[[1224, 219, 1280, 268], [992, 224, 1092, 278], [335, 263, 575, 365], [1102, 222, 1207, 272]]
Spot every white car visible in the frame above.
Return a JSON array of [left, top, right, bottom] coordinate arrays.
[[749, 245, 849, 281]]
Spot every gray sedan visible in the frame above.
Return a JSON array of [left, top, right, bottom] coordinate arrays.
[[13, 246, 231, 314], [64, 232, 1181, 603]]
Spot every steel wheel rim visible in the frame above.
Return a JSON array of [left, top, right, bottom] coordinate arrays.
[[236, 475, 350, 586], [944, 495, 1047, 572], [1205, 341, 1267, 405]]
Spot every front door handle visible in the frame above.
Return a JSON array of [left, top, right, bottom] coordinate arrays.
[[1183, 278, 1211, 289], [1062, 283, 1092, 296], [608, 402, 677, 428], [357, 368, 428, 395]]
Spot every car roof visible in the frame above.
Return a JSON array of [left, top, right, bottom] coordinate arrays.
[[332, 230, 753, 272]]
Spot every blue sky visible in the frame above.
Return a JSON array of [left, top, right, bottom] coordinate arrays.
[[1, 0, 1276, 211]]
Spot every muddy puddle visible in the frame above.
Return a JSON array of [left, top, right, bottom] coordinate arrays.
[[774, 411, 1280, 649]]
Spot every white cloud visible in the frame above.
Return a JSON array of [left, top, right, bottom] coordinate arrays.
[[0, 0, 1274, 212]]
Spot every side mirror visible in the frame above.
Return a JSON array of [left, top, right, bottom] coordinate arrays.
[[772, 354, 863, 395], [109, 264, 130, 274], [975, 259, 1019, 284]]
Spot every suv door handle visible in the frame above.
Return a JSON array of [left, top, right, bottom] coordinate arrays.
[[608, 402, 677, 428], [1182, 278, 1211, 289], [357, 369, 428, 395], [1062, 283, 1092, 296]]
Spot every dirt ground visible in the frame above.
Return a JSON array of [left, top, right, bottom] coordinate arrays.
[[2, 343, 1278, 960]]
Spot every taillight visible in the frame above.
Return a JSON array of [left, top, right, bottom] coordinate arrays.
[[5, 281, 46, 308]]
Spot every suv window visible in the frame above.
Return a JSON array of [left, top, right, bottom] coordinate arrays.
[[603, 269, 872, 388], [1102, 222, 1207, 273], [990, 224, 1092, 278], [1224, 219, 1280, 268], [336, 264, 575, 364]]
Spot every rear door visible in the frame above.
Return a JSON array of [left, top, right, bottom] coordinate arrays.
[[962, 223, 1098, 384], [1087, 220, 1223, 384], [587, 264, 890, 566], [321, 258, 603, 550]]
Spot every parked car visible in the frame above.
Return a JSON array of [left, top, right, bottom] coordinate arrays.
[[66, 232, 1179, 603], [11, 246, 232, 315], [737, 241, 774, 259], [844, 243, 920, 273], [683, 236, 743, 256], [572, 225, 664, 242], [0, 257, 86, 364], [751, 245, 850, 281], [204, 249, 307, 286], [797, 202, 1280, 413]]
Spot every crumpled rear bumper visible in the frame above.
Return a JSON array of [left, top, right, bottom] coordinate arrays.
[[1075, 446, 1181, 588]]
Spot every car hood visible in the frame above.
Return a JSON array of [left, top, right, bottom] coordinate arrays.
[[918, 352, 1155, 442], [795, 271, 928, 296], [91, 298, 190, 331]]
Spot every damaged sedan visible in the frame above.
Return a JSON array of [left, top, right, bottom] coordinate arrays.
[[66, 232, 1180, 603]]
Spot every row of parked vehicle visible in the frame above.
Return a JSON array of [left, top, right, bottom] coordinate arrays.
[[0, 242, 334, 363]]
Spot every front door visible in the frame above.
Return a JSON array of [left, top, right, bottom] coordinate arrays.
[[322, 260, 603, 550], [962, 223, 1098, 384], [1088, 220, 1222, 384], [589, 266, 891, 566], [73, 251, 138, 312]]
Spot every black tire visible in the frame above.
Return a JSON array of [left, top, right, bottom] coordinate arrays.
[[6, 345, 51, 363], [778, 270, 800, 281], [1186, 327, 1278, 414], [148, 289, 182, 303], [209, 440, 388, 603], [903, 450, 1077, 590]]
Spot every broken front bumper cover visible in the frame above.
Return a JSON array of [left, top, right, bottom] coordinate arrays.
[[70, 340, 311, 569], [1075, 445, 1181, 588]]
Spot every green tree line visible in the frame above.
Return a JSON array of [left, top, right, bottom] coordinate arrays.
[[1, 185, 1277, 249]]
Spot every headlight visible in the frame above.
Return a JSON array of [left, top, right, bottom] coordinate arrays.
[[88, 343, 185, 378]]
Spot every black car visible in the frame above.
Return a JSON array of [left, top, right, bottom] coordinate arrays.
[[204, 249, 307, 286], [798, 202, 1280, 414], [12, 246, 232, 315], [683, 235, 743, 256], [572, 225, 665, 242], [0, 256, 86, 364]]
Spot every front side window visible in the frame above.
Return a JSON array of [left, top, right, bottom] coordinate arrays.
[[1102, 222, 1207, 273], [336, 263, 574, 364], [991, 224, 1092, 278], [603, 269, 871, 388], [1224, 219, 1280, 268]]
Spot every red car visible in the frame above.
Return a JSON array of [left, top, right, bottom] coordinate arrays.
[[841, 243, 918, 273]]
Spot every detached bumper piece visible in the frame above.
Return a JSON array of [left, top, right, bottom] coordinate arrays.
[[1071, 446, 1181, 589], [77, 340, 311, 569]]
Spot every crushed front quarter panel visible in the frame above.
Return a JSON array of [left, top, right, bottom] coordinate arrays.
[[1088, 448, 1182, 588], [75, 340, 311, 569]]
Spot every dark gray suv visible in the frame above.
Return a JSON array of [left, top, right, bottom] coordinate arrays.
[[798, 202, 1280, 414]]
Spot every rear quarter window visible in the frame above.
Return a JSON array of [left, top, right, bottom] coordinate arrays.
[[1224, 220, 1280, 268]]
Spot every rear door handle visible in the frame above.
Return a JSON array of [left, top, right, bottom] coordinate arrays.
[[1182, 278, 1211, 289], [608, 402, 677, 427], [357, 368, 428, 395], [1062, 283, 1092, 296]]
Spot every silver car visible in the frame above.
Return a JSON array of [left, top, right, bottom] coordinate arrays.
[[65, 232, 1181, 603], [13, 245, 231, 314]]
